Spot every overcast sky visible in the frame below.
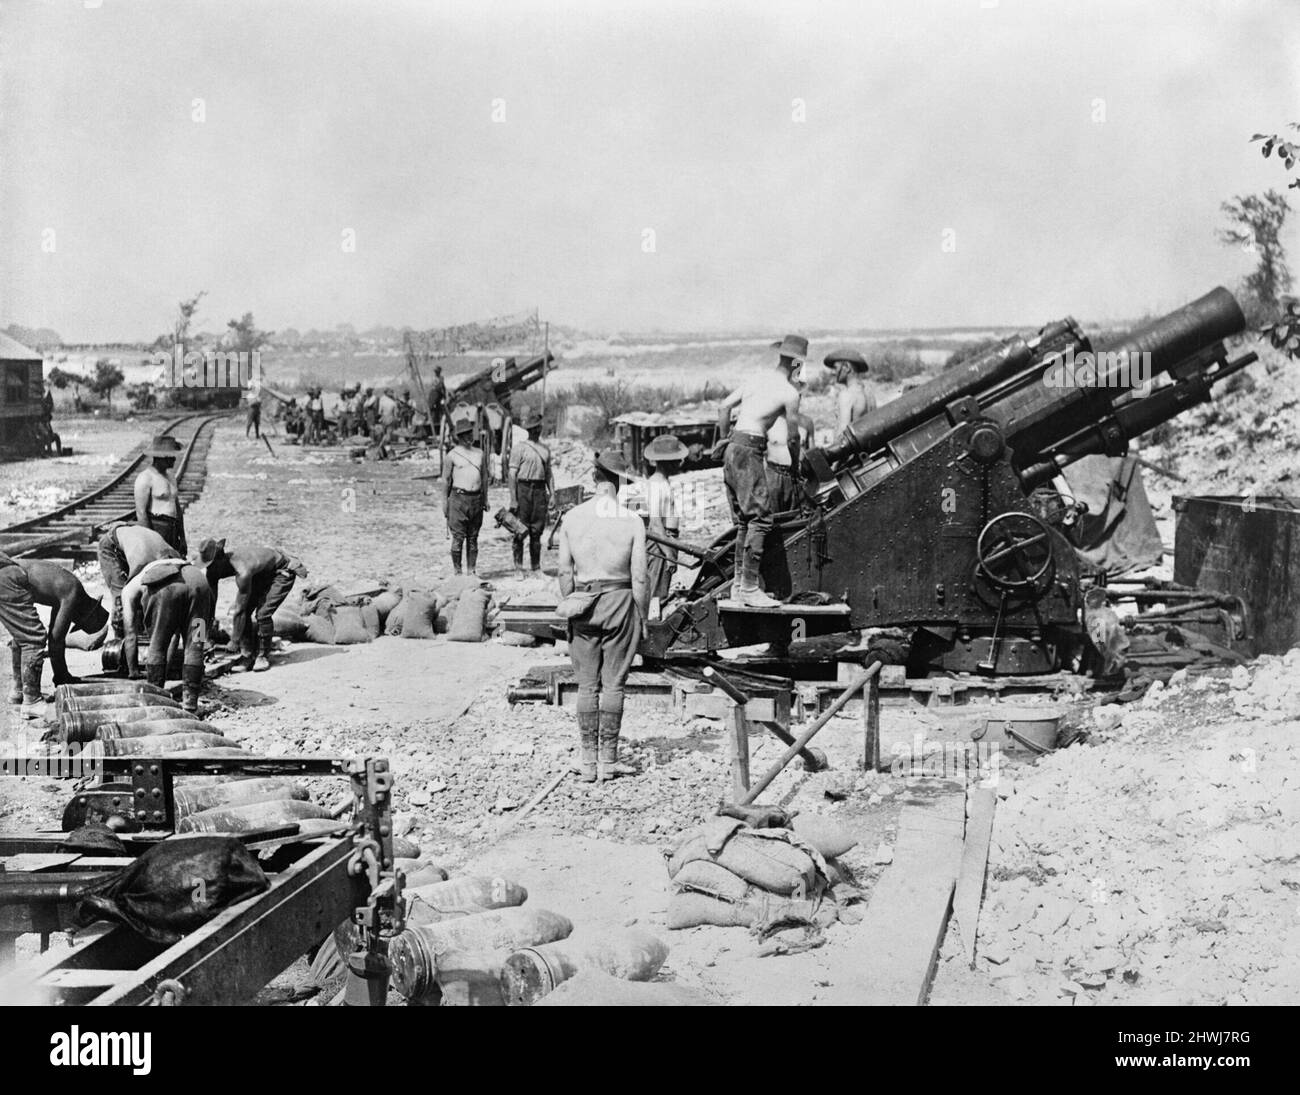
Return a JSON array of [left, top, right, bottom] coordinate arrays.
[[2, 0, 1297, 340]]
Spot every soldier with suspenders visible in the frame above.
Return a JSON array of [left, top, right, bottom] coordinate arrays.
[[508, 409, 553, 576], [444, 418, 486, 576]]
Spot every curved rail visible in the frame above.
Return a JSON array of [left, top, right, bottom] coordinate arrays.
[[0, 412, 231, 556]]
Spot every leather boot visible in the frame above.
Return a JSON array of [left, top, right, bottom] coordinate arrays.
[[254, 628, 273, 671], [570, 711, 599, 782], [20, 650, 47, 719], [8, 644, 21, 704], [146, 660, 167, 689], [736, 556, 781, 608], [598, 711, 636, 781], [182, 663, 204, 713]]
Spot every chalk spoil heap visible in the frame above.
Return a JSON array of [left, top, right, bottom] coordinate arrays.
[[972, 649, 1300, 1005]]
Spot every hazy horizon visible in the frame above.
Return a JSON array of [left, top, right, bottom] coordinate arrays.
[[3, 0, 1298, 342]]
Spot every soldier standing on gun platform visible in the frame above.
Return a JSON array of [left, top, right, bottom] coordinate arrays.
[[556, 452, 648, 782], [642, 433, 686, 609], [716, 334, 805, 606], [825, 348, 875, 431], [508, 409, 552, 577], [134, 435, 188, 554], [444, 418, 486, 576]]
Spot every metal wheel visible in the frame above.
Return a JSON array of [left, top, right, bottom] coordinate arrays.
[[975, 511, 1054, 591]]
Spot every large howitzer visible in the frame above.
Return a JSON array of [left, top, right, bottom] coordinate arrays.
[[644, 286, 1258, 674]]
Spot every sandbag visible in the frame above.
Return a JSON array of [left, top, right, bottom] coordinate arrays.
[[401, 590, 439, 640], [791, 814, 859, 860], [360, 602, 382, 638], [332, 604, 374, 645], [272, 604, 308, 641], [498, 630, 537, 647], [667, 891, 756, 929], [533, 969, 713, 1007], [666, 889, 837, 933], [671, 860, 750, 902], [439, 575, 484, 600], [384, 599, 406, 636], [75, 835, 269, 945], [668, 821, 820, 896], [303, 613, 336, 645], [177, 798, 335, 834], [448, 587, 490, 643], [372, 589, 401, 623]]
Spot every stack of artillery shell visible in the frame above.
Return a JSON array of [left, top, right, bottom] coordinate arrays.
[[53, 682, 236, 754], [177, 798, 337, 833]]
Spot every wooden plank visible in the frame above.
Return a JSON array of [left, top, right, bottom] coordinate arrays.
[[42, 969, 133, 989], [0, 853, 80, 873], [951, 787, 996, 967], [717, 600, 850, 615], [818, 800, 964, 1006]]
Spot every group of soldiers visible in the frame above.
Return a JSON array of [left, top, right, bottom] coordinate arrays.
[[0, 433, 307, 719], [265, 366, 451, 456], [552, 335, 876, 780]]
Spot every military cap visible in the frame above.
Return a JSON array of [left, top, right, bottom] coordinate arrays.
[[643, 433, 689, 463], [824, 347, 869, 372], [594, 450, 639, 481], [771, 334, 809, 361]]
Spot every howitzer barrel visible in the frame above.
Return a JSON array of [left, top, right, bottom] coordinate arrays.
[[1090, 286, 1244, 380], [811, 319, 1082, 475]]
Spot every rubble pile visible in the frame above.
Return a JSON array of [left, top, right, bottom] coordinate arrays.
[[973, 651, 1300, 1005], [1148, 343, 1296, 496]]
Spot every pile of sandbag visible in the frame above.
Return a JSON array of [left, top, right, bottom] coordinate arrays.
[[50, 681, 241, 756], [272, 577, 500, 645], [664, 812, 860, 933]]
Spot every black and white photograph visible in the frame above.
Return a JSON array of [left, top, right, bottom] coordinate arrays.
[[0, 0, 1296, 1049]]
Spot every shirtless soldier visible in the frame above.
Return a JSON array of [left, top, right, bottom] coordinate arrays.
[[445, 418, 486, 576], [121, 558, 212, 711], [716, 334, 805, 606], [134, 435, 188, 553], [199, 540, 308, 672], [97, 522, 179, 637], [556, 452, 648, 782], [0, 549, 52, 717], [824, 348, 876, 432], [18, 560, 109, 687]]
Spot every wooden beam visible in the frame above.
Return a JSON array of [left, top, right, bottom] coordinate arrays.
[[818, 798, 964, 1005], [951, 786, 996, 967]]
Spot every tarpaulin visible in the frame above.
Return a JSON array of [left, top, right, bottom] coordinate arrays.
[[1063, 454, 1164, 577]]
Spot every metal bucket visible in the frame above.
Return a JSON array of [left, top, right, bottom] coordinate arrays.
[[976, 705, 1060, 754]]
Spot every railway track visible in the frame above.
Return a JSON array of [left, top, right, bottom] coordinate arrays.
[[0, 412, 230, 559]]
